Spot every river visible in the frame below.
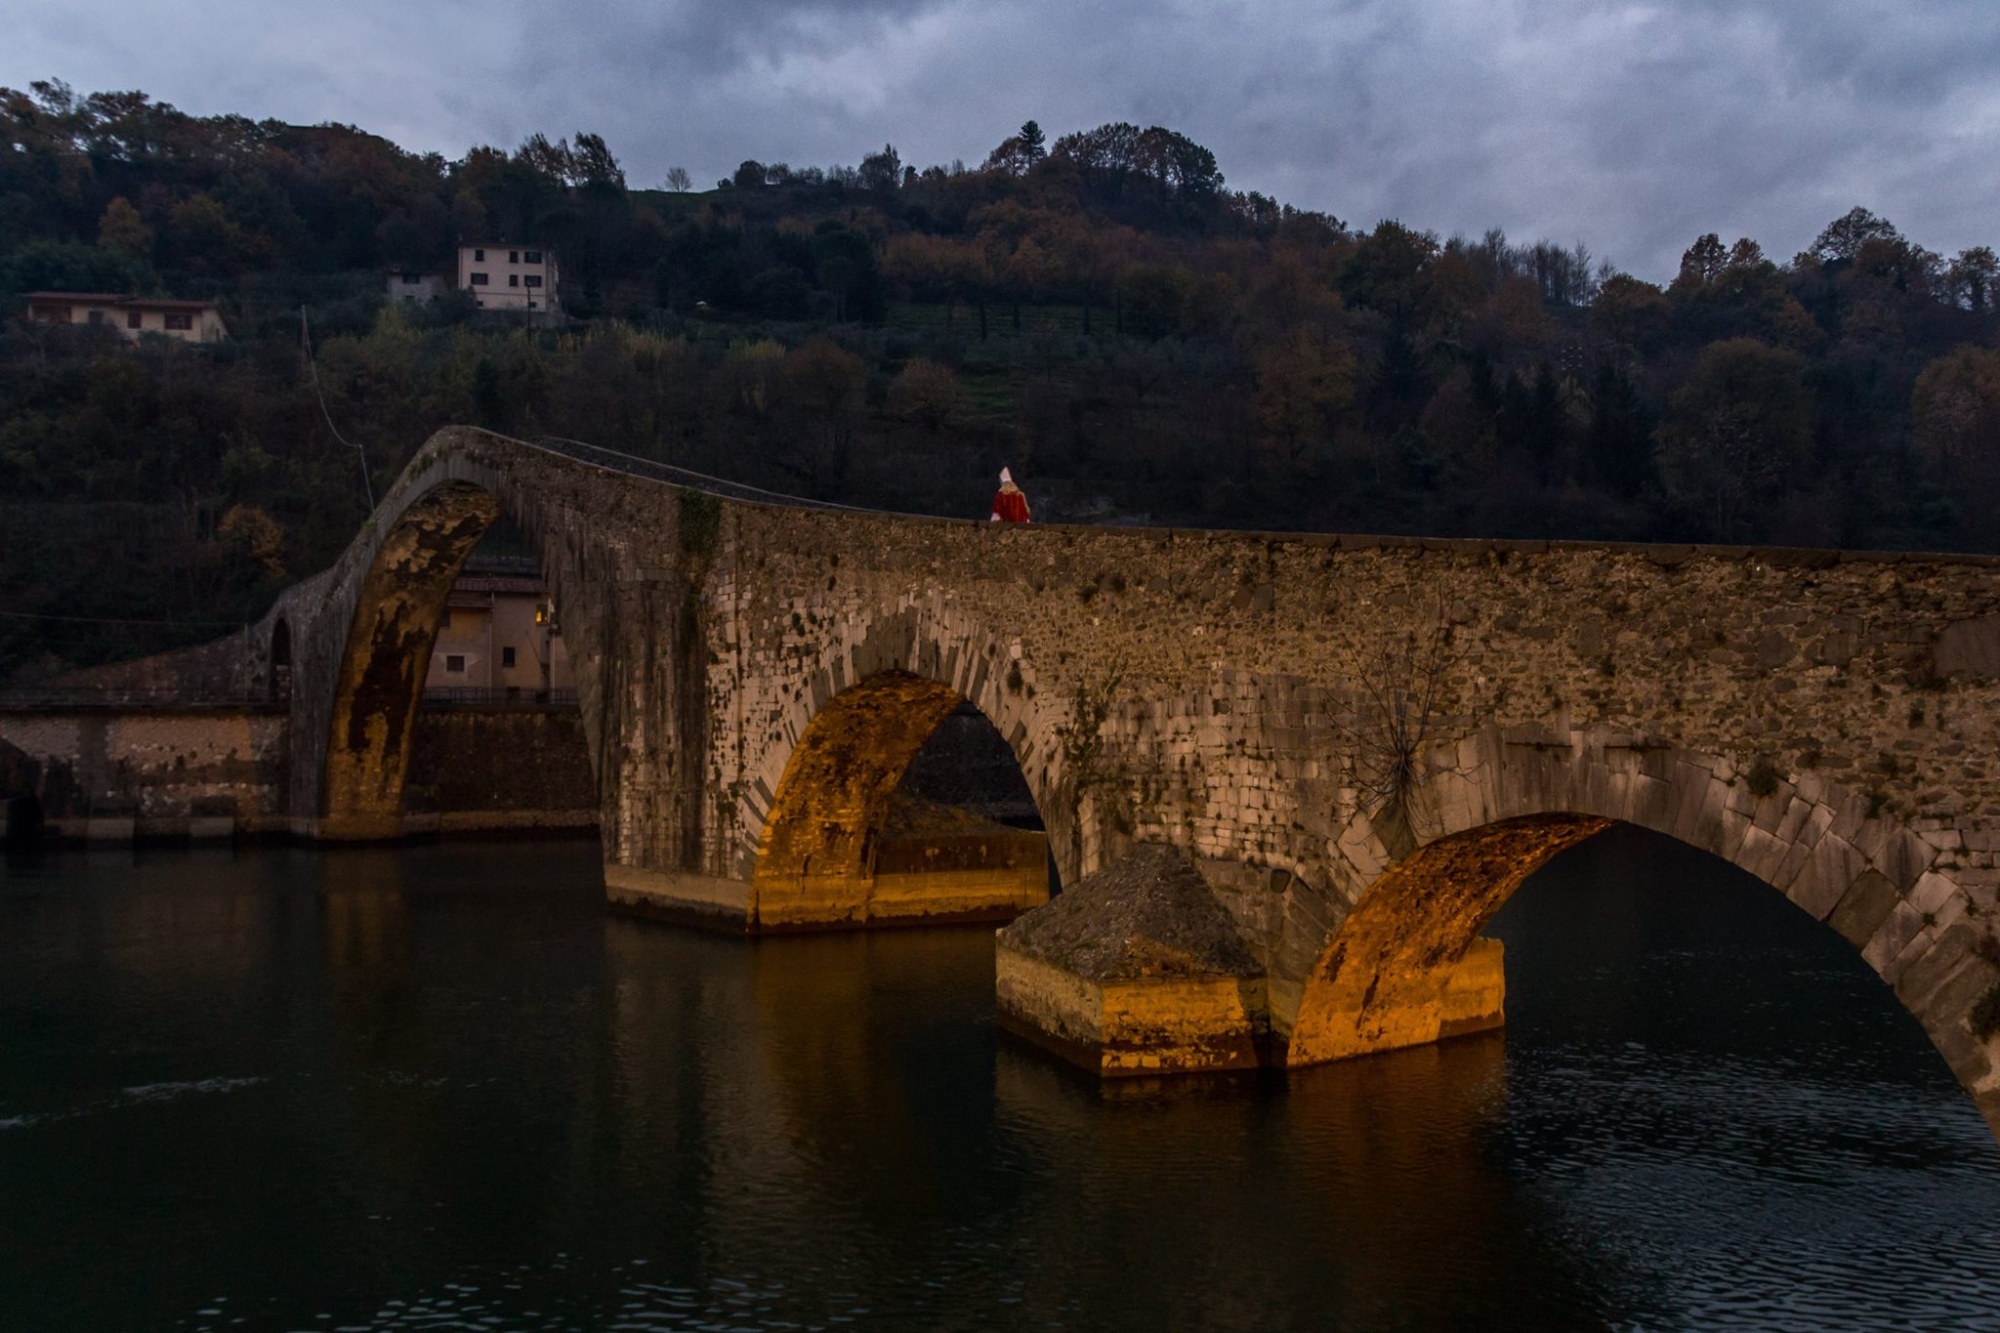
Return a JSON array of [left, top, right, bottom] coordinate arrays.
[[2, 826, 1997, 1330]]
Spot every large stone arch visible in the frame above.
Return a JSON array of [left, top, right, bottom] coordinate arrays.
[[318, 480, 500, 838], [735, 602, 1069, 929], [302, 437, 604, 841], [1287, 724, 2000, 1136]]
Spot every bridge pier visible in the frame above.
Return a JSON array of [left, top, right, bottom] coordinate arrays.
[[607, 795, 1050, 932]]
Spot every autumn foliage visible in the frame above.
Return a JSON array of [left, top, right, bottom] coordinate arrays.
[[4, 82, 2000, 677]]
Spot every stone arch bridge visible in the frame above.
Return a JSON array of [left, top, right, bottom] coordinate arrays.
[[216, 427, 2000, 1133]]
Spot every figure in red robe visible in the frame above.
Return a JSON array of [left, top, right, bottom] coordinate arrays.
[[990, 467, 1032, 523]]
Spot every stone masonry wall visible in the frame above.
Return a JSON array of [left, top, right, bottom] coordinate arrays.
[[0, 703, 597, 839], [403, 708, 597, 828], [0, 708, 290, 835]]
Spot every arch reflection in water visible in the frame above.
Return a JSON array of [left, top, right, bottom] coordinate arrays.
[[3, 838, 1998, 1329]]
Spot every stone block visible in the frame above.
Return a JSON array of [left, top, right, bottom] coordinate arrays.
[[1786, 833, 1864, 920], [1827, 869, 1902, 949], [1864, 902, 1934, 983], [1871, 827, 1938, 893], [1895, 925, 1989, 1016], [995, 843, 1267, 1075], [1908, 870, 1960, 917]]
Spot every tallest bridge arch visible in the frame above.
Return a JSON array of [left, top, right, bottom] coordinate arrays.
[[278, 430, 626, 840]]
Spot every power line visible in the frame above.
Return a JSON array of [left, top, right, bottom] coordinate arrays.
[[301, 305, 375, 510], [531, 434, 917, 518]]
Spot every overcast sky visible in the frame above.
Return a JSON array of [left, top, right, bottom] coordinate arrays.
[[9, 0, 2000, 280]]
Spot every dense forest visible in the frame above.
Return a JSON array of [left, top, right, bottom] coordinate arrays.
[[3, 78, 1999, 680]]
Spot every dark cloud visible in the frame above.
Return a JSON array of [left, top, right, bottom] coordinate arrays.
[[10, 0, 2000, 277]]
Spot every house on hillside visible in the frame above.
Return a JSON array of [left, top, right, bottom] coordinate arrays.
[[424, 556, 574, 699], [457, 244, 560, 317], [22, 292, 227, 343], [385, 269, 444, 304]]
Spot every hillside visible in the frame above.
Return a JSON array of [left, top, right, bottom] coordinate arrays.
[[3, 79, 1998, 679]]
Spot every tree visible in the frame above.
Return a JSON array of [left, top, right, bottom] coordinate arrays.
[[858, 144, 902, 192], [1256, 331, 1355, 458], [1047, 122, 1224, 204], [218, 504, 286, 579], [1590, 273, 1669, 351], [1674, 234, 1729, 289], [167, 193, 250, 272], [517, 132, 579, 185], [1948, 247, 1999, 313], [570, 131, 625, 189], [663, 166, 692, 192], [1341, 220, 1439, 322], [96, 197, 153, 263], [888, 358, 966, 432], [783, 337, 866, 487], [1, 239, 138, 295], [732, 160, 767, 189], [1811, 207, 1901, 265], [810, 224, 885, 322], [1659, 339, 1811, 537], [1018, 120, 1046, 163], [1586, 363, 1655, 495], [1912, 346, 2000, 467]]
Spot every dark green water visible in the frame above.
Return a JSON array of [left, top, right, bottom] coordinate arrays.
[[2, 826, 1997, 1331]]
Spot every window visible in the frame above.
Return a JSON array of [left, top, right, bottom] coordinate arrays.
[[502, 647, 517, 668], [509, 274, 519, 287], [87, 309, 106, 325], [525, 250, 542, 264], [509, 250, 519, 263], [474, 248, 485, 261], [523, 275, 542, 288], [470, 272, 489, 285], [440, 610, 452, 628], [126, 311, 142, 329], [165, 313, 193, 331], [445, 655, 465, 674]]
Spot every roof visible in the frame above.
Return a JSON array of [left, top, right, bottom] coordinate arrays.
[[22, 291, 220, 311]]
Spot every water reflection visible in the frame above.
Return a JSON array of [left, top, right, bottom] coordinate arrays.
[[0, 834, 1997, 1330]]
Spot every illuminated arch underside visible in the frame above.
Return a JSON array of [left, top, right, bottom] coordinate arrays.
[[1288, 815, 1613, 1065], [320, 482, 499, 839], [750, 670, 1048, 929]]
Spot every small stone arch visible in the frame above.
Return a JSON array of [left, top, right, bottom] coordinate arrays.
[[1288, 724, 2000, 1138], [267, 617, 292, 705], [739, 604, 1066, 929]]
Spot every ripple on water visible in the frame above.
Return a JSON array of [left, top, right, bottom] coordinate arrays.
[[2, 837, 1997, 1333]]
